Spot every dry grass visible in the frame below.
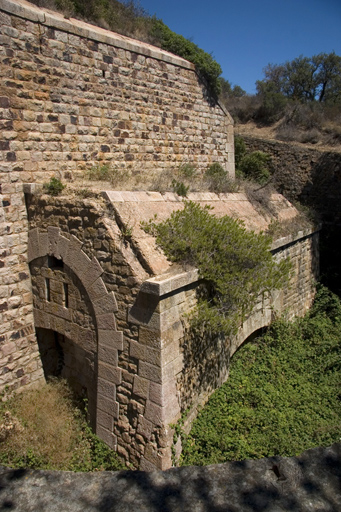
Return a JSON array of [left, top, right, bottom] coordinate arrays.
[[77, 162, 240, 195], [0, 380, 82, 469], [0, 380, 124, 471]]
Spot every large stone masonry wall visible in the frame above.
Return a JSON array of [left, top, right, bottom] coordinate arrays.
[[0, 0, 234, 184], [0, 0, 233, 407], [0, 185, 44, 394]]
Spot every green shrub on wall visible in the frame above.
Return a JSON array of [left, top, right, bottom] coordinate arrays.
[[142, 201, 291, 337], [234, 136, 273, 185], [239, 151, 272, 185]]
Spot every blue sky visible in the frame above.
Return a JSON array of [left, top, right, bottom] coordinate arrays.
[[139, 0, 341, 94]]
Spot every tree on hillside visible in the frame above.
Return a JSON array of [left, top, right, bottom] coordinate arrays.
[[219, 77, 246, 102], [256, 52, 341, 104]]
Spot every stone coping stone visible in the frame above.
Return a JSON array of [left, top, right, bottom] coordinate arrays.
[[1, 0, 194, 70], [141, 269, 199, 297], [0, 444, 339, 512]]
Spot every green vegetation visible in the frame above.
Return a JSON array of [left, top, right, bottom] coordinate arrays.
[[222, 52, 341, 146], [0, 380, 125, 471], [43, 177, 66, 196], [234, 136, 272, 185], [181, 286, 341, 466], [238, 151, 272, 185], [172, 179, 189, 197], [204, 162, 230, 193], [142, 201, 291, 337], [257, 53, 341, 104]]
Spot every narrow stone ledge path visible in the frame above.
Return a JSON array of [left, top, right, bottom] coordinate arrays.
[[0, 444, 340, 512]]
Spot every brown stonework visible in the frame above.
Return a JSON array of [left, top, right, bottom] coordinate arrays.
[[0, 0, 321, 472]]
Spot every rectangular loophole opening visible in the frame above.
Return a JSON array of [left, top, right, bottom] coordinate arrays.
[[63, 283, 69, 308], [45, 278, 51, 302]]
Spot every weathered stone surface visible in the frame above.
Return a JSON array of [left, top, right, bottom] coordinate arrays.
[[0, 0, 323, 473], [0, 444, 339, 512], [0, 0, 234, 183]]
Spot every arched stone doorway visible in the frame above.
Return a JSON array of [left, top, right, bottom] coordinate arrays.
[[28, 227, 123, 449]]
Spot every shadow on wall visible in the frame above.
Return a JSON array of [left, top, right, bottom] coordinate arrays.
[[299, 152, 341, 224], [0, 444, 339, 511], [36, 327, 97, 430]]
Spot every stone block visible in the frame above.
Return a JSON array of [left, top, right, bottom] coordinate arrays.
[[47, 226, 60, 255], [96, 313, 117, 330], [38, 232, 49, 258], [96, 409, 113, 432], [98, 362, 122, 385], [56, 234, 70, 261], [93, 291, 118, 316], [98, 330, 123, 351], [133, 375, 149, 399], [139, 456, 158, 472], [87, 277, 107, 302], [63, 234, 83, 269], [97, 394, 116, 416], [95, 425, 116, 449], [129, 341, 146, 361], [79, 257, 104, 289], [97, 377, 116, 400], [138, 326, 161, 348], [27, 228, 40, 262], [98, 343, 118, 367], [139, 361, 161, 384]]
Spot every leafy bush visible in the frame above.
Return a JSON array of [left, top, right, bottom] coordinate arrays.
[[172, 179, 189, 197], [256, 86, 288, 124], [238, 151, 272, 185], [0, 380, 125, 471], [234, 136, 246, 169], [204, 162, 236, 193], [142, 201, 290, 336], [178, 163, 197, 179], [181, 286, 341, 466], [43, 177, 66, 196]]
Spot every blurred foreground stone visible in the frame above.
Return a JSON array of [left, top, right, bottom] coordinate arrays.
[[0, 443, 340, 512]]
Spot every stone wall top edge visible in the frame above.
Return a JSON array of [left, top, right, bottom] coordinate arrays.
[[271, 225, 320, 252], [1, 0, 194, 70], [241, 134, 341, 156], [141, 269, 199, 296]]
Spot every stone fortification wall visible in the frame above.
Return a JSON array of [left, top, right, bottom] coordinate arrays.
[[0, 0, 233, 401], [242, 136, 341, 224], [18, 190, 318, 470], [0, 0, 234, 183]]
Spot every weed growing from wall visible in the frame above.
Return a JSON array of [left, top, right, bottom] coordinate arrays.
[[43, 177, 66, 196], [142, 201, 291, 337]]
